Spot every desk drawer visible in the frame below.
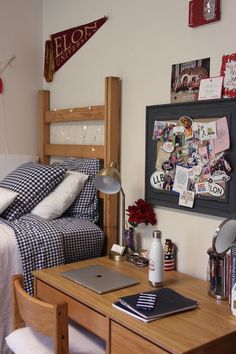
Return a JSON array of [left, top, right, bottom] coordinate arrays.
[[35, 279, 107, 341], [111, 321, 168, 354]]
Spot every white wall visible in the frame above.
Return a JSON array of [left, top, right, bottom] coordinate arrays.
[[0, 0, 43, 155], [43, 0, 236, 280]]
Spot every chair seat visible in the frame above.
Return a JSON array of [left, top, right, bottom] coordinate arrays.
[[5, 321, 106, 354]]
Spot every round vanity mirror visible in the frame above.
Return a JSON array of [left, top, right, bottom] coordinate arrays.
[[212, 219, 236, 255]]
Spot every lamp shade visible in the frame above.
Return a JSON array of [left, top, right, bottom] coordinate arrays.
[[94, 162, 121, 194]]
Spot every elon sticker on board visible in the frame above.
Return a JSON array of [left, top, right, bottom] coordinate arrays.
[[150, 170, 165, 189], [207, 182, 224, 197]]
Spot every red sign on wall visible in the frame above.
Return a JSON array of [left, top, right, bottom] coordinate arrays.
[[188, 0, 221, 28]]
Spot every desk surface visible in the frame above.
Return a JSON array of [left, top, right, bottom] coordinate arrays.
[[33, 257, 236, 354]]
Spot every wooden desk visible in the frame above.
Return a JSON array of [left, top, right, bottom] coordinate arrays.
[[33, 257, 236, 354]]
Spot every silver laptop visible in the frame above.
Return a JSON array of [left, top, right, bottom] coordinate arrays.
[[61, 264, 139, 294]]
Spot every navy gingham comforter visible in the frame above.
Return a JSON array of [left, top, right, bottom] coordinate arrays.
[[0, 214, 104, 295]]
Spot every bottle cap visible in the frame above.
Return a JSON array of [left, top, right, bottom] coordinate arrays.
[[152, 230, 161, 239]]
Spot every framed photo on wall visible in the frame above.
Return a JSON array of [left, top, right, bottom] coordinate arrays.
[[145, 98, 236, 218], [170, 57, 210, 103]]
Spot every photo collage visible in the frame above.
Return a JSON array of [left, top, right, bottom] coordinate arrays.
[[151, 115, 231, 208]]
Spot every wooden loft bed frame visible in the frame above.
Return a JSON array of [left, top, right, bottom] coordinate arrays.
[[38, 76, 121, 254]]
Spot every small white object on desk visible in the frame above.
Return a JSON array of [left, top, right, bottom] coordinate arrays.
[[149, 230, 164, 287], [111, 244, 126, 255]]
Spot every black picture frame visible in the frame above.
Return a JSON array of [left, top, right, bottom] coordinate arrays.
[[145, 98, 236, 219]]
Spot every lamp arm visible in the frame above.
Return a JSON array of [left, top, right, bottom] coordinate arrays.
[[120, 187, 125, 247]]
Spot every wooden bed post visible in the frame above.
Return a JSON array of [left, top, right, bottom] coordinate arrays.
[[103, 77, 121, 253], [38, 90, 50, 165]]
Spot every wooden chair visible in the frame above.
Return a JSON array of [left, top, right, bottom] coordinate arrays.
[[5, 274, 106, 354]]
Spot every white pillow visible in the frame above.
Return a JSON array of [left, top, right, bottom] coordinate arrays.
[[5, 327, 53, 354], [5, 323, 106, 354], [31, 171, 88, 220], [0, 187, 18, 213]]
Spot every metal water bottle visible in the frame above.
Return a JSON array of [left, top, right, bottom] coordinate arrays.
[[149, 230, 164, 287]]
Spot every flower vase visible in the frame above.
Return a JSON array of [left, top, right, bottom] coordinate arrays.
[[124, 228, 135, 253]]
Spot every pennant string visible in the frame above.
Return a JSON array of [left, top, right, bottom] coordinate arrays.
[[0, 56, 16, 75], [0, 56, 14, 153]]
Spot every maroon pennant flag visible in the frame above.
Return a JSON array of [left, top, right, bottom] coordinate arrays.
[[45, 17, 108, 81], [44, 16, 108, 82]]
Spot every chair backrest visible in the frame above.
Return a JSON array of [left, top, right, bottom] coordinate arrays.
[[12, 274, 69, 354]]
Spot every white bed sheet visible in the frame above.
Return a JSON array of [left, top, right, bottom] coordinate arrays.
[[0, 224, 23, 354]]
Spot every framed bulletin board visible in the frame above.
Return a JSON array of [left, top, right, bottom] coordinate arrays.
[[145, 98, 236, 218]]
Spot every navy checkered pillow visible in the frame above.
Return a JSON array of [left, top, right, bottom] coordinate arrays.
[[0, 162, 66, 221], [52, 158, 100, 222]]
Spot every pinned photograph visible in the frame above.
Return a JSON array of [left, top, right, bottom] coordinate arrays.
[[179, 116, 193, 140], [199, 121, 217, 141], [172, 165, 190, 194], [178, 190, 195, 208], [153, 121, 176, 141], [173, 126, 185, 147]]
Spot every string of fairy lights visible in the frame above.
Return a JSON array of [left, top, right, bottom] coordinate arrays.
[[50, 106, 104, 149], [50, 120, 104, 149]]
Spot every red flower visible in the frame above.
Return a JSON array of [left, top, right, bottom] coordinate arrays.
[[126, 199, 157, 229]]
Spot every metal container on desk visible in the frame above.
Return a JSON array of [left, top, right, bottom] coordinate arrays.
[[207, 219, 236, 300]]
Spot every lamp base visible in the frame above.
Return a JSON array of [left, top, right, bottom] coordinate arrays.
[[109, 250, 126, 262]]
